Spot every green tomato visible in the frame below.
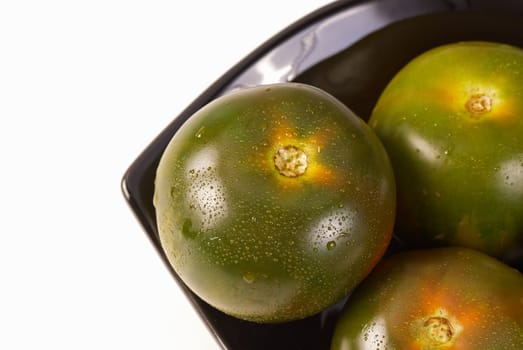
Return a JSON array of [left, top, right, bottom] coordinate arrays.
[[369, 41, 523, 264], [154, 83, 396, 323], [331, 247, 523, 350]]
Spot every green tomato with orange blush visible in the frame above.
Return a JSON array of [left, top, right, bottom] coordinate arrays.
[[369, 41, 523, 265], [331, 247, 523, 350], [154, 83, 396, 323]]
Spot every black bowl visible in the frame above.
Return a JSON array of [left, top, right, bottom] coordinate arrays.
[[122, 1, 523, 349]]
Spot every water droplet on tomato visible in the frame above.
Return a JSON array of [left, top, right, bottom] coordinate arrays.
[[243, 272, 256, 284], [182, 218, 198, 238], [195, 126, 205, 139]]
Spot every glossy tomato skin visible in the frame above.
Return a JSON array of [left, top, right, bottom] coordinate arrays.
[[154, 83, 396, 323], [369, 41, 523, 264], [331, 247, 523, 350]]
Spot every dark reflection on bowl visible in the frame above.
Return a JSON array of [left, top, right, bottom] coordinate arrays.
[[122, 1, 523, 349]]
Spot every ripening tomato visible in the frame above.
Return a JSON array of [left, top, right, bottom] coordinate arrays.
[[331, 247, 523, 350], [154, 83, 396, 323], [369, 41, 523, 264]]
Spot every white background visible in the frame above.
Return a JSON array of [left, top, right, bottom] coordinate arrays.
[[0, 1, 333, 349]]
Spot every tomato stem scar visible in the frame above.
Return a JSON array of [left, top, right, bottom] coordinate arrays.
[[466, 93, 492, 115], [424, 316, 454, 344], [273, 145, 308, 177]]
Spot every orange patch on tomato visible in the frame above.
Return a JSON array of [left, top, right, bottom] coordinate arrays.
[[263, 120, 340, 188]]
